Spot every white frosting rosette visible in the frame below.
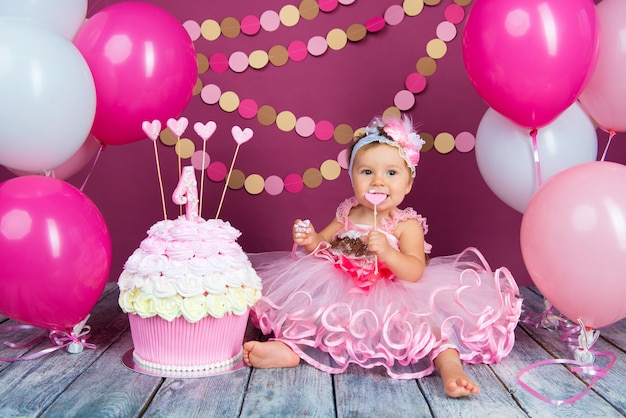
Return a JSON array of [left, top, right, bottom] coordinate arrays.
[[118, 217, 262, 321]]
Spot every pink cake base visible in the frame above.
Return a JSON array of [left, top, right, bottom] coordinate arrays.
[[128, 312, 249, 373]]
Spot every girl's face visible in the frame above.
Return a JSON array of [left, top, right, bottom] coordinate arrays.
[[351, 143, 413, 211]]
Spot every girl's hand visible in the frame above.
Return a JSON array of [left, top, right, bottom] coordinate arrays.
[[293, 219, 315, 246], [365, 230, 393, 260]]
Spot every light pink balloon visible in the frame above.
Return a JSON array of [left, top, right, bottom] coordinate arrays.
[[463, 0, 599, 129], [0, 176, 112, 330], [74, 2, 198, 146], [521, 162, 626, 329], [6, 134, 102, 180], [579, 0, 626, 132]]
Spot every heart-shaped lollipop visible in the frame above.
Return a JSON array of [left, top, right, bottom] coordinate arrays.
[[365, 192, 387, 206], [142, 120, 162, 141], [167, 117, 189, 137], [194, 121, 217, 141], [231, 126, 254, 144]]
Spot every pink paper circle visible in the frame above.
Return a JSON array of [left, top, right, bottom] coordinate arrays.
[[314, 120, 335, 141], [307, 36, 328, 56], [183, 20, 201, 41], [405, 72, 426, 93], [365, 16, 386, 33], [241, 15, 261, 35], [455, 131, 476, 153], [318, 0, 339, 12], [384, 5, 405, 26], [209, 53, 229, 73], [284, 173, 304, 193], [229, 51, 249, 73], [295, 116, 316, 137], [201, 84, 222, 104], [260, 10, 281, 32], [394, 90, 415, 111], [191, 150, 211, 170], [444, 4, 464, 24], [207, 161, 228, 182], [436, 21, 457, 42], [337, 149, 349, 169], [238, 98, 259, 119], [264, 175, 284, 195], [288, 40, 308, 62]]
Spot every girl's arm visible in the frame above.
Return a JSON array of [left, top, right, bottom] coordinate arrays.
[[293, 217, 343, 254], [366, 219, 426, 282]]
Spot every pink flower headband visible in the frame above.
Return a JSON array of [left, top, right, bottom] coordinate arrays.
[[348, 115, 425, 181]]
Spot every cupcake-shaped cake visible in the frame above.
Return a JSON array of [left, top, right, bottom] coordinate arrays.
[[118, 166, 262, 374]]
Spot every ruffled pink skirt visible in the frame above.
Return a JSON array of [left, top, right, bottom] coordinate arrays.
[[248, 247, 522, 379]]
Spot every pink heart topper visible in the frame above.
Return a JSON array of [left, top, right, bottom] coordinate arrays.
[[142, 120, 162, 141], [365, 192, 387, 206], [194, 121, 217, 142], [167, 117, 189, 137], [231, 126, 254, 145]]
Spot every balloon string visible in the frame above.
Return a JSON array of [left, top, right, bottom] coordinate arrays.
[[530, 129, 543, 187], [215, 144, 241, 220], [79, 142, 105, 192], [600, 130, 615, 162], [153, 140, 168, 220]]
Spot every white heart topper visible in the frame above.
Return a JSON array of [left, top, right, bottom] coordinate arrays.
[[142, 120, 162, 141], [194, 121, 217, 141], [167, 117, 189, 137], [231, 126, 254, 145]]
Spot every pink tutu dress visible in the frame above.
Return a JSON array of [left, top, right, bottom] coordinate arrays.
[[249, 197, 522, 379]]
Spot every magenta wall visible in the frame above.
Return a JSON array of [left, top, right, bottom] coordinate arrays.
[[1, 0, 622, 287]]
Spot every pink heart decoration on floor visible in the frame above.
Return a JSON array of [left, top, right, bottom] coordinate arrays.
[[365, 192, 387, 205], [231, 126, 254, 145], [142, 120, 162, 141], [194, 121, 217, 142], [167, 117, 189, 137]]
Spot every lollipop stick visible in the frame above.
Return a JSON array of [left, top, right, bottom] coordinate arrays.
[[215, 144, 241, 219], [153, 141, 168, 220], [199, 140, 207, 218], [373, 204, 379, 275]]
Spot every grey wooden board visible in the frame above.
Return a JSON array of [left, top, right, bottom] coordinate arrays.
[[1, 283, 625, 417]]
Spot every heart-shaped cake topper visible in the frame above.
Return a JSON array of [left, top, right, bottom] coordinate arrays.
[[365, 192, 387, 206], [167, 117, 189, 137], [142, 120, 162, 141], [194, 121, 217, 142], [231, 126, 254, 145]]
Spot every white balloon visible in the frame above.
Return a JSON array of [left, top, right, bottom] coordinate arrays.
[[0, 0, 87, 40], [0, 18, 96, 172], [475, 102, 598, 213]]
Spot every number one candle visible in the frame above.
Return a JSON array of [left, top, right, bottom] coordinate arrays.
[[172, 166, 199, 221]]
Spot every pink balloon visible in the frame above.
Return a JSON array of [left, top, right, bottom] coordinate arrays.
[[579, 0, 626, 132], [463, 0, 599, 129], [6, 134, 102, 180], [521, 162, 626, 329], [74, 2, 198, 146], [0, 176, 112, 330]]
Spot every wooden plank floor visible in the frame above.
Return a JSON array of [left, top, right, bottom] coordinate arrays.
[[1, 283, 625, 417]]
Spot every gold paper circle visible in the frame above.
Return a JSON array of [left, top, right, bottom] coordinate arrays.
[[193, 78, 203, 95], [382, 107, 402, 120], [403, 0, 425, 17], [426, 38, 447, 59], [303, 167, 323, 188], [276, 111, 297, 132], [424, 0, 441, 5], [279, 4, 301, 27], [219, 91, 240, 112], [419, 132, 434, 152], [416, 56, 437, 76], [257, 105, 277, 126], [159, 129, 178, 146], [321, 159, 342, 180], [434, 132, 455, 154], [197, 53, 209, 74], [268, 44, 289, 66], [346, 23, 367, 42], [244, 174, 265, 195], [326, 28, 348, 51], [455, 0, 472, 5], [220, 17, 241, 38], [227, 169, 245, 189], [200, 19, 221, 41], [334, 123, 354, 144], [249, 50, 269, 69], [299, 0, 320, 20], [175, 138, 196, 159]]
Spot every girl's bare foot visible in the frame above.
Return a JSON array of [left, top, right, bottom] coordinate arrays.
[[434, 349, 481, 398], [243, 340, 300, 369]]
